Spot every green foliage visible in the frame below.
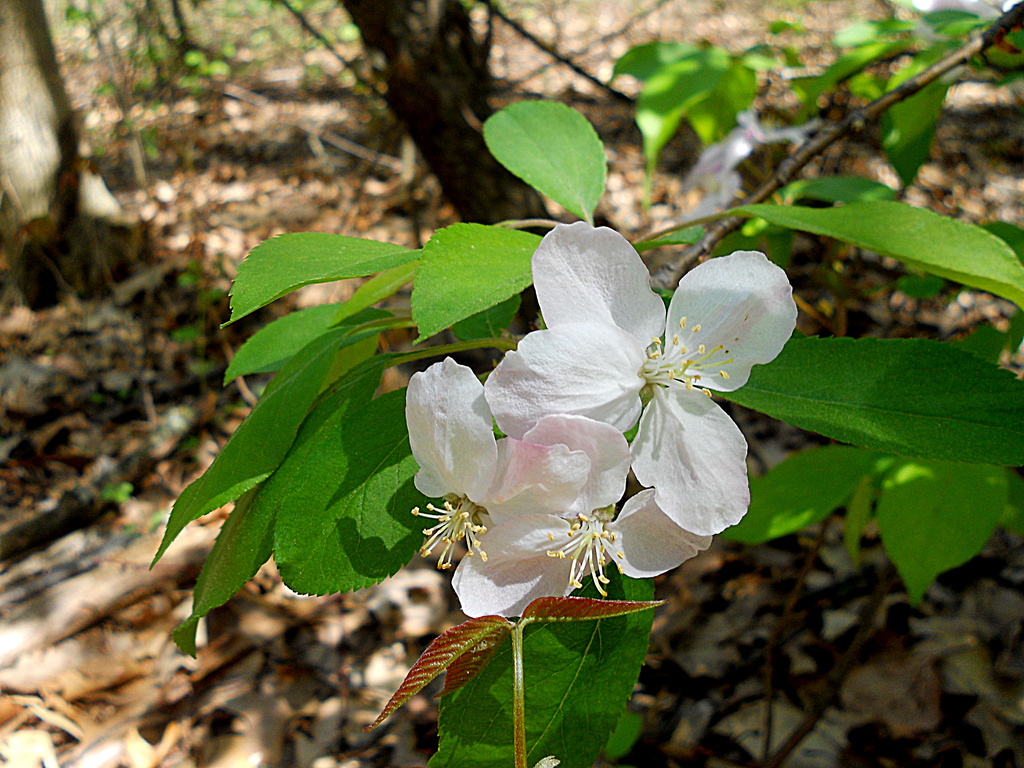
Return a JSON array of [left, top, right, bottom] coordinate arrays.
[[332, 261, 420, 325], [734, 202, 1024, 309], [224, 305, 387, 383], [412, 224, 541, 342], [722, 336, 1024, 466], [881, 46, 953, 186], [483, 102, 607, 223], [263, 370, 423, 596], [173, 488, 275, 655], [432, 575, 654, 768], [877, 459, 1006, 603], [779, 176, 897, 204], [724, 446, 885, 544], [228, 233, 418, 323], [453, 295, 522, 342], [615, 43, 731, 173], [154, 325, 381, 562]]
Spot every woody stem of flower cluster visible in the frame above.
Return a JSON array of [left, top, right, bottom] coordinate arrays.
[[511, 621, 528, 768], [651, 0, 1024, 289]]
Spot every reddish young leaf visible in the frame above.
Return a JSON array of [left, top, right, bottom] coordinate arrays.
[[439, 631, 509, 697], [365, 615, 513, 730], [521, 595, 664, 623]]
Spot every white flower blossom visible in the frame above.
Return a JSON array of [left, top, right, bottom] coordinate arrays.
[[453, 415, 710, 617], [682, 111, 818, 219], [484, 222, 797, 537]]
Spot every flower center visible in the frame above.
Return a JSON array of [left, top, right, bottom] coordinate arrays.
[[640, 315, 734, 395], [412, 496, 489, 570], [545, 508, 625, 597]]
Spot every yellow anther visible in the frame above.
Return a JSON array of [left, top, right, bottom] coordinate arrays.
[[720, 370, 730, 379], [679, 317, 687, 328], [692, 324, 702, 332], [698, 344, 706, 354]]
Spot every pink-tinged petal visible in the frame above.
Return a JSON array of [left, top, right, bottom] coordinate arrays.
[[532, 222, 666, 342], [407, 358, 497, 501], [610, 490, 712, 579], [667, 250, 796, 392], [522, 414, 630, 514], [452, 515, 574, 618], [485, 324, 646, 438], [631, 386, 750, 536], [483, 438, 590, 523]]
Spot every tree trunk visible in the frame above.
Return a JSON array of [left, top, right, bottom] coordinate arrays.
[[341, 0, 547, 223], [0, 0, 140, 308]]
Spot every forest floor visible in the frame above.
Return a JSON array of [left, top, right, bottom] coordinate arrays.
[[2, 0, 1024, 766]]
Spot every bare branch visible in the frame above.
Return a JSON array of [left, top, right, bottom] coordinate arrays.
[[653, 1, 1024, 288]]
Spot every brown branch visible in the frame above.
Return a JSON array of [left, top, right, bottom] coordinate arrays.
[[652, 0, 1024, 289], [482, 0, 633, 103]]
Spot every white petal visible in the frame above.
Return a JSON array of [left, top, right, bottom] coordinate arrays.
[[406, 358, 497, 501], [532, 222, 666, 342], [483, 438, 590, 523], [452, 515, 574, 618], [631, 386, 750, 536], [485, 323, 646, 438], [522, 414, 630, 514], [667, 250, 796, 392], [611, 489, 712, 579]]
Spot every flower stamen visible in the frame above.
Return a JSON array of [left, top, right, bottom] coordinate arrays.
[[413, 498, 488, 569], [545, 513, 625, 596]]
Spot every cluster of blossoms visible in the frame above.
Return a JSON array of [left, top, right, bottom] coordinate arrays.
[[405, 222, 797, 617]]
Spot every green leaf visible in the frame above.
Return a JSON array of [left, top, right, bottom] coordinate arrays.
[[685, 59, 758, 146], [722, 336, 1024, 466], [412, 224, 541, 342], [896, 273, 945, 299], [612, 41, 696, 82], [264, 380, 424, 595], [877, 459, 1006, 604], [634, 226, 703, 252], [951, 323, 1011, 363], [228, 233, 418, 324], [881, 48, 951, 186], [431, 575, 654, 768], [483, 101, 606, 223], [154, 325, 368, 563], [173, 488, 275, 655], [452, 294, 521, 342], [367, 615, 513, 730], [984, 221, 1024, 264], [723, 445, 885, 544], [1000, 470, 1024, 536], [779, 176, 896, 204], [734, 202, 1024, 309], [843, 474, 877, 566], [635, 47, 731, 170], [332, 259, 420, 324], [225, 305, 387, 383], [603, 710, 643, 762], [791, 41, 908, 117]]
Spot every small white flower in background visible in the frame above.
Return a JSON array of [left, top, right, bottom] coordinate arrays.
[[407, 358, 593, 569], [912, 0, 1018, 16], [484, 222, 798, 538], [453, 414, 710, 618], [682, 111, 818, 220]]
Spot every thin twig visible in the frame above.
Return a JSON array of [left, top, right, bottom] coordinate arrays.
[[271, 0, 376, 93], [482, 0, 633, 103], [652, 1, 1024, 289], [503, 0, 680, 91]]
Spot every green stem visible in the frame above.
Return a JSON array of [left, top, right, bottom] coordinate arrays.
[[511, 620, 528, 768], [394, 337, 518, 368]]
